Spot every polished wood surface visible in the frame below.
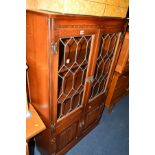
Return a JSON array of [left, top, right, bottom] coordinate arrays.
[[26, 12, 51, 128], [26, 10, 128, 155], [26, 104, 46, 141]]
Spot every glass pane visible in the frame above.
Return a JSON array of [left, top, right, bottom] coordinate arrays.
[[57, 35, 93, 119], [90, 33, 118, 99]]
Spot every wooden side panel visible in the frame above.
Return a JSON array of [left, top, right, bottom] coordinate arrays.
[[26, 12, 50, 126]]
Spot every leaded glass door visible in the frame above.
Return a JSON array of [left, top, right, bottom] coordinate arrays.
[[57, 34, 96, 120], [82, 32, 122, 130], [89, 32, 121, 100], [53, 19, 98, 122]]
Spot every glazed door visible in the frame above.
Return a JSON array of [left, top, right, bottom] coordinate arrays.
[[50, 22, 99, 153], [57, 34, 94, 120], [90, 32, 121, 100], [83, 31, 123, 130]]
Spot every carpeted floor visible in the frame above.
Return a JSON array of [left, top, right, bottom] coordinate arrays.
[[35, 95, 129, 155]]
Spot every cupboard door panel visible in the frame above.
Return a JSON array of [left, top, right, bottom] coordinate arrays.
[[84, 106, 100, 129], [86, 94, 105, 112], [56, 121, 78, 152]]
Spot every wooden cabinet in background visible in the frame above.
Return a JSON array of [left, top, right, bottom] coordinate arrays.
[[105, 32, 129, 111], [26, 10, 127, 155]]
